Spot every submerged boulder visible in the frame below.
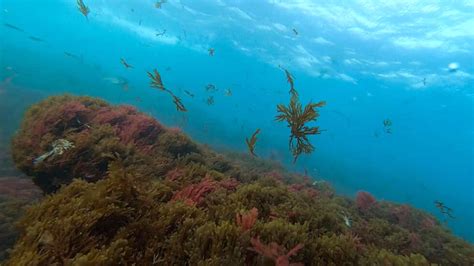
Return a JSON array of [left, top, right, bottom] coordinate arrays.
[[11, 95, 198, 193], [6, 95, 474, 265]]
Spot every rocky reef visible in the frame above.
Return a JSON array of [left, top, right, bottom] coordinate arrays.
[[4, 95, 474, 265]]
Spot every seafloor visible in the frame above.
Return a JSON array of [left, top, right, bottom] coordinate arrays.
[[0, 95, 473, 265]]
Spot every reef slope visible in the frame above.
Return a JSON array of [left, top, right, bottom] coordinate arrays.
[[5, 95, 474, 265]]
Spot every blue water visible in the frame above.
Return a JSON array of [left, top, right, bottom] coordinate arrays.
[[1, 0, 473, 242]]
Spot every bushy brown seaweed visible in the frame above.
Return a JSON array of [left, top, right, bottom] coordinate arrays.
[[147, 69, 187, 112], [276, 94, 326, 162]]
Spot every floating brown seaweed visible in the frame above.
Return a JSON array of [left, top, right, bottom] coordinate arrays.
[[276, 95, 325, 163], [147, 69, 166, 90], [77, 0, 89, 19], [245, 128, 260, 157], [171, 94, 187, 112], [120, 58, 133, 69], [147, 69, 186, 112], [280, 66, 297, 96]]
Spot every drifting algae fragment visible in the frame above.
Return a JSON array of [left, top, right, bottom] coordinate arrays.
[[172, 95, 187, 112], [280, 66, 297, 96], [276, 95, 325, 163], [245, 128, 260, 157], [33, 139, 75, 165], [147, 68, 187, 112], [147, 69, 166, 90], [77, 0, 90, 19]]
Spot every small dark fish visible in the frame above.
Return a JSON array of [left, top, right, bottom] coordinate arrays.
[[139, 20, 142, 26], [64, 52, 81, 60], [292, 28, 298, 35], [225, 89, 232, 96], [184, 90, 194, 98], [3, 23, 25, 32], [208, 48, 215, 56], [206, 96, 214, 105], [28, 36, 44, 42], [423, 78, 426, 86], [131, 8, 135, 12], [156, 29, 166, 36], [205, 83, 217, 92], [165, 66, 172, 71], [434, 200, 455, 219], [120, 58, 133, 68]]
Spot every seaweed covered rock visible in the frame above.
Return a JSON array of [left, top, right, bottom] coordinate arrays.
[[6, 95, 474, 265], [7, 164, 474, 265], [11, 95, 199, 193]]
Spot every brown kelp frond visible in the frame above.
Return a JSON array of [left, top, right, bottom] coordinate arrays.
[[171, 94, 187, 112], [77, 0, 89, 19], [147, 69, 166, 90], [245, 128, 261, 157], [147, 69, 188, 112], [280, 66, 297, 97], [276, 95, 325, 162]]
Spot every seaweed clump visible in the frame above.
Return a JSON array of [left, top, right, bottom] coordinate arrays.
[[276, 68, 325, 163], [4, 95, 474, 265], [276, 94, 325, 163]]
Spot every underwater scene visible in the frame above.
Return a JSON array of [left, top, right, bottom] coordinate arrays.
[[0, 0, 473, 265]]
